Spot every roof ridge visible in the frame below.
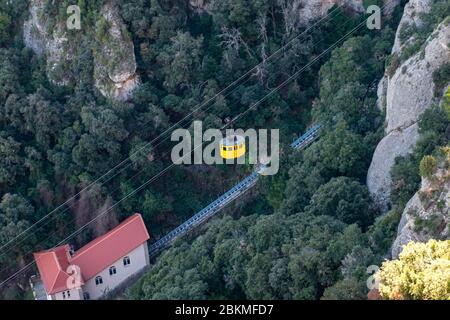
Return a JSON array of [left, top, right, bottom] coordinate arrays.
[[48, 252, 63, 293], [70, 214, 141, 260], [34, 213, 149, 295]]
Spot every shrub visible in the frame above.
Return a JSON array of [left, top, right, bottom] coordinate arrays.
[[443, 86, 450, 120], [419, 155, 437, 178], [377, 240, 450, 300], [432, 63, 450, 96]]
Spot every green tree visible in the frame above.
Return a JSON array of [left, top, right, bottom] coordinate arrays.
[[0, 12, 11, 45], [23, 94, 63, 149], [378, 240, 450, 300], [72, 106, 128, 173], [304, 177, 371, 227], [419, 155, 437, 178], [158, 32, 204, 94], [0, 194, 35, 273], [321, 278, 367, 300], [443, 86, 450, 120], [142, 191, 172, 222], [313, 35, 387, 134], [0, 135, 24, 189], [432, 63, 450, 95]]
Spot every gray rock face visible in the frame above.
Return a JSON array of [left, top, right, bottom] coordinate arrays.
[[376, 75, 388, 111], [296, 0, 399, 23], [367, 124, 420, 211], [391, 0, 432, 55], [203, 0, 398, 27], [23, 0, 139, 101], [367, 16, 450, 212], [291, 0, 364, 25], [386, 23, 450, 133], [391, 167, 450, 258], [189, 0, 207, 10], [93, 2, 140, 101], [23, 0, 73, 86]]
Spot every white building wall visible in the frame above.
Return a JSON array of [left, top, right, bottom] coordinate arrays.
[[52, 287, 83, 300], [82, 243, 149, 300]]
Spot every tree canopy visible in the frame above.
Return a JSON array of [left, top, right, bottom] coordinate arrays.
[[378, 240, 450, 300]]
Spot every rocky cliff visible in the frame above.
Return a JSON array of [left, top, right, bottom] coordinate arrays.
[[93, 2, 140, 101], [23, 0, 74, 86], [367, 0, 450, 211], [391, 152, 450, 258], [190, 0, 399, 25], [23, 0, 139, 101]]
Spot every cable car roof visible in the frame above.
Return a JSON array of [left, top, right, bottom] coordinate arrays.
[[221, 135, 245, 146]]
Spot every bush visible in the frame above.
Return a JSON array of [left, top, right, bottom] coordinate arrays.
[[390, 155, 421, 208], [432, 63, 450, 96], [304, 176, 372, 227], [419, 155, 437, 178], [443, 86, 450, 120], [377, 240, 450, 300], [418, 104, 448, 134]]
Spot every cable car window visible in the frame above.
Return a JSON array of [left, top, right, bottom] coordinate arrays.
[[228, 147, 232, 151]]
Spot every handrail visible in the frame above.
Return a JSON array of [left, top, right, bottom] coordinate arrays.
[[149, 124, 322, 256]]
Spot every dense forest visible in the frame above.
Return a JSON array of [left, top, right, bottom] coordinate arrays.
[[0, 0, 448, 300]]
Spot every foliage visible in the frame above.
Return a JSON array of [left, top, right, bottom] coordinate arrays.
[[129, 213, 369, 300], [419, 155, 437, 178], [444, 86, 450, 120], [394, 0, 450, 65], [390, 104, 449, 208], [304, 177, 371, 227], [378, 240, 450, 300], [432, 63, 450, 96], [281, 122, 375, 215], [0, 0, 419, 301], [313, 33, 392, 134]]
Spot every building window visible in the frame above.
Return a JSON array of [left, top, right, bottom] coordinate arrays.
[[95, 276, 103, 286], [123, 256, 131, 266], [109, 266, 117, 276], [83, 292, 90, 300]]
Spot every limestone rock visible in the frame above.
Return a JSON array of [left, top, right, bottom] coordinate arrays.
[[23, 0, 139, 101], [93, 2, 140, 101], [203, 0, 394, 27], [23, 0, 73, 86], [391, 166, 450, 258], [367, 124, 420, 211], [391, 0, 432, 55], [367, 18, 450, 212], [386, 23, 450, 133], [296, 0, 399, 24]]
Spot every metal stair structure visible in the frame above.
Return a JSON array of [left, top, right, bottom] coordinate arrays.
[[148, 123, 322, 256]]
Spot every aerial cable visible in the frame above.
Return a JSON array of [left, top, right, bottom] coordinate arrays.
[[0, 5, 359, 264], [0, 5, 384, 287], [0, 5, 347, 253]]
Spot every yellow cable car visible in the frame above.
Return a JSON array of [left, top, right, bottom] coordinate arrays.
[[220, 135, 246, 159]]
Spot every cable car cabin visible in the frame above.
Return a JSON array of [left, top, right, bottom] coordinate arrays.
[[220, 135, 246, 159]]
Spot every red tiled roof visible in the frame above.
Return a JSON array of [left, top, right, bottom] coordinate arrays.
[[33, 213, 150, 295], [33, 245, 76, 295]]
